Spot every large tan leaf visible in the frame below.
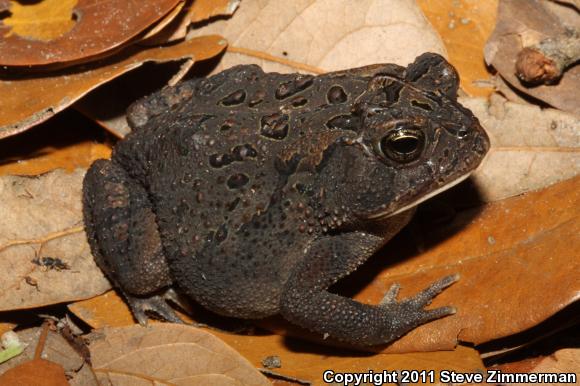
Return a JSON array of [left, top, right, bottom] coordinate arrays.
[[188, 0, 447, 73], [0, 169, 111, 312], [0, 0, 182, 67], [0, 35, 227, 140], [88, 324, 271, 386], [464, 95, 580, 201]]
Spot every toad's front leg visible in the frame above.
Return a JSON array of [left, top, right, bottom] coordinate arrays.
[[279, 232, 457, 346], [83, 159, 182, 323]]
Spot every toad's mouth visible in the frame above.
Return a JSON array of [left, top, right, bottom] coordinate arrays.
[[365, 171, 473, 220]]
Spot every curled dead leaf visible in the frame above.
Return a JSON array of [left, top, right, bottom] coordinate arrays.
[[0, 0, 183, 67], [0, 110, 112, 176], [141, 0, 241, 46], [0, 35, 227, 140]]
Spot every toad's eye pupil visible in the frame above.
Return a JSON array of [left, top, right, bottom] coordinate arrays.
[[390, 135, 419, 154], [379, 127, 425, 163]]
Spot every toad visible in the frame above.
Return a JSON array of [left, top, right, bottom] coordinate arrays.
[[83, 53, 489, 346]]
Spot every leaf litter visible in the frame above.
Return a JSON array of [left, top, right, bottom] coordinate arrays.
[[0, 0, 578, 382], [0, 35, 227, 140]]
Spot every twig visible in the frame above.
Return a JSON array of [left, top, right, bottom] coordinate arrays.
[[515, 28, 580, 85]]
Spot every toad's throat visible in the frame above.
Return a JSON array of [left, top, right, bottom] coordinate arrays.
[[367, 171, 472, 220]]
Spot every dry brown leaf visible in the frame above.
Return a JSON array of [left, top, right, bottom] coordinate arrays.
[[88, 324, 270, 386], [484, 0, 580, 115], [68, 291, 134, 329], [69, 294, 484, 385], [212, 333, 484, 386], [374, 176, 579, 351], [0, 142, 111, 177], [0, 359, 69, 386], [0, 327, 92, 385], [531, 349, 579, 377], [188, 0, 447, 74], [189, 0, 242, 23], [0, 0, 182, 67], [463, 94, 580, 201], [141, 0, 241, 45], [138, 1, 187, 43], [417, 0, 498, 97], [0, 35, 227, 140], [553, 0, 580, 9], [0, 169, 111, 312]]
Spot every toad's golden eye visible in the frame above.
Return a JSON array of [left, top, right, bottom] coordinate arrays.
[[379, 125, 425, 163]]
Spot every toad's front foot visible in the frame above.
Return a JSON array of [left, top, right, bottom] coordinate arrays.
[[376, 274, 459, 342]]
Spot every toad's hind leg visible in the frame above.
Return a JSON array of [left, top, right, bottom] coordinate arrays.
[[279, 232, 457, 346], [83, 159, 182, 323]]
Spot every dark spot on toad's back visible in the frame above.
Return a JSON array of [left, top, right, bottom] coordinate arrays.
[[290, 96, 308, 108], [220, 89, 247, 106], [209, 153, 234, 168], [232, 144, 258, 161], [227, 173, 249, 189], [275, 75, 314, 100], [327, 85, 348, 104], [260, 113, 289, 140]]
